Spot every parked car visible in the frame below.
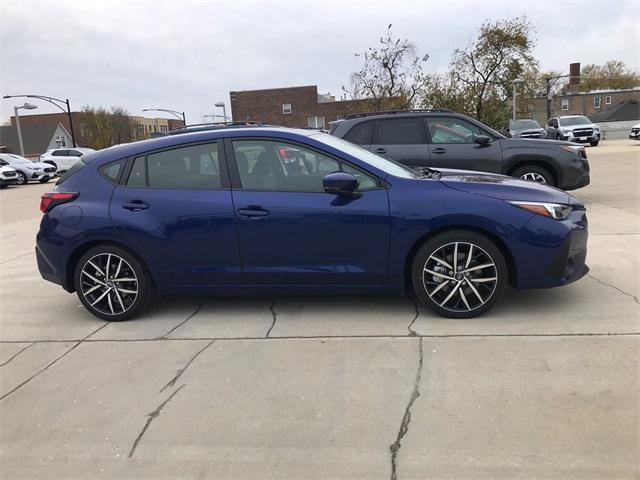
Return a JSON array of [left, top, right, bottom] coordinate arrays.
[[546, 115, 601, 146], [330, 110, 590, 189], [505, 119, 548, 139], [0, 164, 18, 189], [37, 127, 588, 321], [40, 147, 95, 173], [0, 154, 57, 185], [629, 124, 640, 140]]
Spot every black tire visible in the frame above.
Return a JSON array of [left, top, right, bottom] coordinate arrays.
[[0, 184, 7, 189], [16, 171, 27, 185], [511, 165, 555, 186], [590, 140, 599, 147], [74, 244, 154, 321], [39, 178, 50, 183], [412, 230, 508, 318]]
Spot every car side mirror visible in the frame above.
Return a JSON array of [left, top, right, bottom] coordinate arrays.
[[323, 172, 360, 197], [475, 135, 491, 146]]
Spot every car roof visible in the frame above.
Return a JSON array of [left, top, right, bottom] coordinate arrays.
[[90, 127, 319, 165]]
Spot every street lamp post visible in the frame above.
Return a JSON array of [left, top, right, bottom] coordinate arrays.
[[142, 108, 186, 126], [214, 101, 228, 122], [13, 103, 38, 156], [2, 94, 77, 147], [512, 78, 524, 120]]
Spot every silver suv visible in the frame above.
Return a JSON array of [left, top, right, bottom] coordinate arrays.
[[546, 115, 600, 146]]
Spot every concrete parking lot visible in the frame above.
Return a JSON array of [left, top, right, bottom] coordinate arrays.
[[0, 140, 638, 479]]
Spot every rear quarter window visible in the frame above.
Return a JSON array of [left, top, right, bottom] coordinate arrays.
[[99, 159, 126, 184]]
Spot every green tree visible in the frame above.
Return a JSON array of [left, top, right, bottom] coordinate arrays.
[[579, 60, 640, 91], [442, 16, 537, 128], [80, 106, 132, 149], [343, 24, 430, 110]]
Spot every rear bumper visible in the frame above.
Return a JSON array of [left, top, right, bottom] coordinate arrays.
[[36, 245, 73, 292]]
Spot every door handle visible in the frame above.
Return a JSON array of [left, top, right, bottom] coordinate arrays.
[[238, 206, 269, 217], [122, 201, 149, 211], [375, 148, 388, 154], [432, 148, 447, 154]]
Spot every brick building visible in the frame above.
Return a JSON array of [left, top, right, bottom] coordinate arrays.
[[530, 87, 640, 123], [229, 85, 377, 129], [10, 112, 185, 145]]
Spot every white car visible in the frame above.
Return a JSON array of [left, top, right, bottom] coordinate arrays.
[[630, 124, 640, 140], [0, 164, 18, 189], [40, 147, 95, 173], [0, 154, 57, 185]]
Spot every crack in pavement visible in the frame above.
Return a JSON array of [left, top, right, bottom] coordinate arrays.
[[128, 384, 186, 458], [265, 300, 278, 338], [389, 337, 424, 480], [159, 340, 215, 393], [1, 331, 639, 345], [407, 296, 419, 337], [0, 342, 34, 367], [162, 297, 209, 338], [0, 322, 109, 402], [588, 274, 639, 304], [0, 251, 34, 265]]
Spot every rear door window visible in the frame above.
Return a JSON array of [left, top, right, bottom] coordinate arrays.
[[344, 121, 373, 145], [374, 118, 426, 145]]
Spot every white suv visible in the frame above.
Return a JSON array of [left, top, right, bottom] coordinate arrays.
[[40, 147, 95, 173]]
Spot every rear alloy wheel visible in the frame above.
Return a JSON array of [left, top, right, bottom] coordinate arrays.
[[16, 171, 27, 185], [412, 231, 508, 318], [512, 165, 554, 186], [74, 245, 153, 321]]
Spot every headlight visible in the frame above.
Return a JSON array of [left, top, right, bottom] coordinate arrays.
[[508, 201, 573, 220], [593, 126, 600, 132], [560, 128, 571, 134]]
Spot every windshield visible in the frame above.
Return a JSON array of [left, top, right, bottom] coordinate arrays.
[[310, 132, 417, 179], [510, 119, 539, 129], [561, 116, 591, 126]]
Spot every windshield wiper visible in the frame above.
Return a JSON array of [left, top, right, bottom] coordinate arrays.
[[414, 167, 441, 180]]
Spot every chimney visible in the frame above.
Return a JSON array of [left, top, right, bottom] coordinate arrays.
[[568, 62, 581, 93]]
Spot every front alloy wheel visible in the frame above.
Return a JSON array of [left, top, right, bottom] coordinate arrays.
[[75, 245, 153, 321], [412, 231, 508, 318]]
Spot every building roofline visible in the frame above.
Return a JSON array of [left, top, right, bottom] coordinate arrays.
[[230, 85, 318, 94]]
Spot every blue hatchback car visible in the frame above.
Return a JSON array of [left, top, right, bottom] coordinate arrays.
[[36, 127, 588, 321]]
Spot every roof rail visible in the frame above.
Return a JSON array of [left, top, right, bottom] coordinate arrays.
[[344, 109, 452, 120]]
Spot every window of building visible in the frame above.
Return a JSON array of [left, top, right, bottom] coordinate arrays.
[[561, 99, 569, 111], [307, 115, 325, 129], [375, 118, 426, 145], [160, 125, 168, 133], [594, 97, 601, 109], [605, 95, 612, 105], [282, 103, 292, 114]]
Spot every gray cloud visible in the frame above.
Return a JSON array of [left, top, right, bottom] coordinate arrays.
[[1, 0, 637, 123]]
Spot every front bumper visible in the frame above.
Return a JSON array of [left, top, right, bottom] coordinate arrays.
[[514, 208, 589, 289], [560, 132, 600, 143], [1, 176, 18, 186], [30, 171, 56, 181]]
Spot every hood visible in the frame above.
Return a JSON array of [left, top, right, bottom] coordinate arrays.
[[436, 168, 576, 205], [29, 161, 55, 170]]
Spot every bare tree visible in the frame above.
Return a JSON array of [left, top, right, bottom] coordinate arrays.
[[344, 24, 430, 110], [80, 106, 132, 149]]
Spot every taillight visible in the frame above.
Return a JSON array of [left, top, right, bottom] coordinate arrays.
[[40, 192, 79, 213]]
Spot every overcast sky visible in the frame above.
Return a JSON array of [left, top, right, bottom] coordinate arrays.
[[1, 0, 638, 124]]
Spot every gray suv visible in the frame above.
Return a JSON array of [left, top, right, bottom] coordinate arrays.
[[546, 115, 600, 146], [329, 110, 590, 190]]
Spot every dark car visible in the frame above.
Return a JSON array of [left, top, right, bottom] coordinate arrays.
[[330, 110, 590, 190], [37, 127, 588, 321], [505, 119, 548, 139]]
